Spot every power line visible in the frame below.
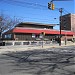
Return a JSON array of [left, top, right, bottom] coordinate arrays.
[[0, 0, 72, 13], [0, 0, 71, 23], [1, 0, 68, 13], [52, 0, 73, 1], [63, 8, 70, 14], [0, 0, 48, 10]]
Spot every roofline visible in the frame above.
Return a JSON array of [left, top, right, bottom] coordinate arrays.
[[17, 22, 57, 27], [62, 13, 75, 17], [3, 27, 75, 35]]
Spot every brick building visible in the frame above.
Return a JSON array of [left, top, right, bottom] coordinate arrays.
[[61, 13, 75, 32]]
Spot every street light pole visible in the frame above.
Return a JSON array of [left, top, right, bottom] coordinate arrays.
[[59, 8, 63, 46]]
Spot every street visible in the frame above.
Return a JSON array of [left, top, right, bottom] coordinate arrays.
[[0, 46, 75, 75]]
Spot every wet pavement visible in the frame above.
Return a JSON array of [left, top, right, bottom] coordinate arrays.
[[0, 46, 75, 75]]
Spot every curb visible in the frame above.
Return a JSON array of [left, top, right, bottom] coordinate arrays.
[[0, 43, 75, 54]]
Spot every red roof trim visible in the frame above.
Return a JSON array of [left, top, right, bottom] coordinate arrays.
[[13, 28, 74, 35]]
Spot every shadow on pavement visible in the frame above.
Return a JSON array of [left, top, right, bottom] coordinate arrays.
[[1, 46, 75, 75]]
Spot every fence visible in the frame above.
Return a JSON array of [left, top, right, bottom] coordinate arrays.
[[3, 41, 52, 46]]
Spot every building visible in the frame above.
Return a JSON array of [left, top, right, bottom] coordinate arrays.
[[61, 13, 75, 32], [3, 22, 74, 42]]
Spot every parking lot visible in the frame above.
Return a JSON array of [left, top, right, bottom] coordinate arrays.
[[0, 46, 75, 75]]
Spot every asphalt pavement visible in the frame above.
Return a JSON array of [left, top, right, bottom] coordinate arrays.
[[0, 45, 75, 75]]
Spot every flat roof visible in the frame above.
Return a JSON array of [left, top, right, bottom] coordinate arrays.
[[16, 22, 56, 27]]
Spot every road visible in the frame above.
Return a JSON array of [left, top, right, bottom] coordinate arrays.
[[0, 46, 75, 75]]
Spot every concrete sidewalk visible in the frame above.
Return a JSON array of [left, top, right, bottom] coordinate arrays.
[[0, 43, 75, 54]]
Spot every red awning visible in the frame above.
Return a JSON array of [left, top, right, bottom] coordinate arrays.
[[13, 28, 75, 35]]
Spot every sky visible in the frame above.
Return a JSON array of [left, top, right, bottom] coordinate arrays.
[[0, 0, 75, 30]]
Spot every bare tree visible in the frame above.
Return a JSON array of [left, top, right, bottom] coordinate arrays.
[[0, 13, 20, 40]]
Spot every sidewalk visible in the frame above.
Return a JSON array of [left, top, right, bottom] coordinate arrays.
[[0, 43, 75, 54]]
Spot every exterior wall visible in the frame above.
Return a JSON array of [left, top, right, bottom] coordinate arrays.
[[61, 14, 71, 30], [71, 14, 75, 32], [61, 14, 75, 32], [44, 34, 56, 40], [61, 35, 73, 41], [3, 31, 74, 42], [13, 33, 57, 41], [14, 33, 32, 41]]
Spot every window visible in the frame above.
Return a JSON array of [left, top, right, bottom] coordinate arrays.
[[5, 34, 12, 38]]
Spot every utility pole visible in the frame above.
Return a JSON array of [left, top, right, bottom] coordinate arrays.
[[0, 16, 3, 46], [59, 8, 63, 46], [48, 0, 72, 46], [48, 0, 63, 46], [0, 17, 2, 41]]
